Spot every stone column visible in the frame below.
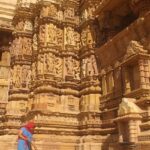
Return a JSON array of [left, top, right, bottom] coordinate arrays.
[[27, 1, 81, 149], [6, 1, 34, 132], [79, 2, 101, 150], [0, 33, 11, 134]]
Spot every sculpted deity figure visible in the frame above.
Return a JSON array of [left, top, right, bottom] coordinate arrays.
[[64, 8, 74, 18], [88, 7, 95, 18], [73, 60, 80, 80], [48, 4, 57, 17], [86, 27, 94, 48], [38, 55, 44, 74], [22, 65, 28, 86], [74, 32, 81, 50], [57, 28, 63, 46], [31, 62, 36, 81], [48, 24, 57, 44], [24, 20, 33, 31], [66, 27, 75, 45], [40, 6, 48, 17], [26, 69, 31, 88], [83, 9, 88, 20], [10, 69, 13, 88], [57, 10, 63, 21], [11, 40, 16, 57], [54, 57, 62, 77], [34, 17, 39, 28], [22, 65, 31, 88], [22, 38, 32, 55], [91, 55, 98, 75], [39, 25, 46, 43], [44, 53, 54, 73], [16, 21, 25, 31], [81, 30, 87, 47], [65, 57, 74, 76], [12, 38, 21, 57], [14, 65, 22, 88], [33, 34, 38, 52], [87, 55, 98, 76], [20, 0, 30, 8], [81, 59, 87, 77]]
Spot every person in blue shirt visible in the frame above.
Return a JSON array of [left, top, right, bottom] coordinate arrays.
[[18, 121, 36, 150]]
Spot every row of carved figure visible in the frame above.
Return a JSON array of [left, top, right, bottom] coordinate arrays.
[[40, 4, 95, 23], [11, 37, 32, 57], [37, 54, 80, 79], [37, 54, 98, 79], [10, 65, 31, 88], [9, 54, 98, 88], [12, 24, 94, 54], [6, 94, 80, 115], [39, 24, 94, 48]]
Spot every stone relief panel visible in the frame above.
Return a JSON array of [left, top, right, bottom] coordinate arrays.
[[81, 55, 98, 78], [67, 95, 79, 112], [40, 6, 49, 17], [56, 28, 63, 47], [80, 94, 100, 112], [65, 27, 75, 46], [10, 65, 31, 89], [0, 86, 9, 101], [48, 3, 57, 18], [15, 20, 33, 32], [47, 23, 57, 45], [21, 37, 32, 56], [39, 25, 47, 44], [64, 57, 80, 80], [80, 7, 95, 22], [81, 26, 95, 48], [65, 57, 74, 76], [6, 100, 27, 115], [64, 7, 75, 19], [74, 31, 81, 50], [37, 54, 63, 78], [73, 59, 80, 80], [57, 10, 63, 21], [32, 34, 38, 52], [0, 66, 10, 79], [11, 65, 22, 88], [61, 95, 79, 113], [54, 57, 63, 78], [21, 65, 31, 88], [11, 37, 32, 57], [44, 53, 55, 74], [40, 3, 58, 18], [34, 114, 78, 125], [37, 54, 44, 75], [33, 93, 60, 111]]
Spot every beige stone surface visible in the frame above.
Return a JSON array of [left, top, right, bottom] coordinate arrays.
[[0, 0, 150, 150]]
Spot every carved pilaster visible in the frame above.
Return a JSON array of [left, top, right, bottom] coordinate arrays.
[[5, 2, 34, 132]]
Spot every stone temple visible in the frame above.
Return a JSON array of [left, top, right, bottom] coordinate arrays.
[[0, 0, 150, 150]]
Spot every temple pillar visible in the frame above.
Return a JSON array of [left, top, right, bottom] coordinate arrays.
[[26, 1, 81, 149], [0, 32, 12, 134], [5, 1, 34, 133], [79, 2, 101, 150]]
